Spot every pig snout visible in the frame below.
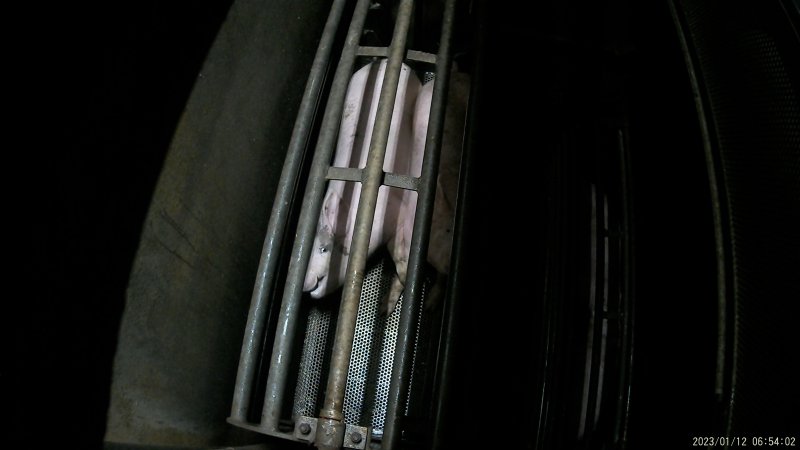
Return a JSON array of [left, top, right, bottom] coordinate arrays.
[[303, 271, 324, 295]]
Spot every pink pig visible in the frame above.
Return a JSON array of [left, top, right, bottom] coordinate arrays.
[[303, 59, 467, 314], [384, 70, 468, 313], [303, 60, 419, 298]]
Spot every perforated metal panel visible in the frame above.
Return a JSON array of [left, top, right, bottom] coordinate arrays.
[[292, 307, 335, 420], [292, 254, 427, 437], [677, 0, 800, 433]]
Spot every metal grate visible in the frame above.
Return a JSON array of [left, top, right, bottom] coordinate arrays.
[[292, 253, 427, 437], [678, 0, 800, 433], [292, 307, 335, 421]]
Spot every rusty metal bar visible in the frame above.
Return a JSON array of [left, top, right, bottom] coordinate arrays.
[[229, 0, 350, 424], [381, 0, 458, 448], [259, 0, 374, 432], [315, 0, 416, 448]]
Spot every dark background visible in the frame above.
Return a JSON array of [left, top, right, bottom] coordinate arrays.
[[8, 1, 234, 446]]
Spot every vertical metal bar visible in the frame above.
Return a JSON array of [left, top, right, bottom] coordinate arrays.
[[614, 126, 635, 445], [230, 0, 350, 423], [260, 0, 373, 431], [316, 1, 417, 448], [382, 0, 457, 448], [429, 11, 483, 448], [668, 1, 730, 402], [579, 184, 598, 438], [430, 5, 484, 447]]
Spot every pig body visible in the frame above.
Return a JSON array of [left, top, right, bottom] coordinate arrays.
[[303, 60, 420, 298], [384, 70, 469, 313], [303, 60, 468, 315]]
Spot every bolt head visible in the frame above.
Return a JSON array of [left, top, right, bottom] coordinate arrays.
[[350, 431, 362, 443], [298, 422, 311, 435]]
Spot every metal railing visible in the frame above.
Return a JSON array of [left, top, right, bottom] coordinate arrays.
[[229, 1, 459, 448]]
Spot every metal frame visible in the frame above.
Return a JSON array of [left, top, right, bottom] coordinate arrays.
[[229, 0, 353, 428], [261, 0, 373, 434], [430, 1, 484, 447], [230, 0, 460, 448], [316, 0, 416, 447], [381, 0, 457, 448]]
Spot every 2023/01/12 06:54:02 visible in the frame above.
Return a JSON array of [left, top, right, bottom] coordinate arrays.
[[692, 436, 797, 447]]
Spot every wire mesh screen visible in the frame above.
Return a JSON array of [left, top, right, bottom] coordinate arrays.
[[678, 0, 800, 432], [292, 253, 428, 437]]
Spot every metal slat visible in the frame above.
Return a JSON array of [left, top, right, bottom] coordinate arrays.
[[384, 173, 419, 191], [358, 46, 437, 65], [325, 166, 419, 192], [326, 166, 363, 183]]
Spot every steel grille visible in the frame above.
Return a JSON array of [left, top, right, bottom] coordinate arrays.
[[678, 0, 800, 433], [292, 253, 427, 436], [292, 306, 335, 421], [229, 1, 460, 446]]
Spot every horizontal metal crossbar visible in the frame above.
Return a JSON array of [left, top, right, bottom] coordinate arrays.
[[325, 166, 420, 191], [357, 46, 437, 65]]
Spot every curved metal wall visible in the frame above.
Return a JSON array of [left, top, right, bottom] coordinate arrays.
[[105, 0, 331, 447]]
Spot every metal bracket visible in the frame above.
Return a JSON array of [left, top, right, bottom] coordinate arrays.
[[294, 416, 318, 443], [384, 172, 420, 191], [343, 424, 371, 449], [357, 46, 437, 65], [327, 166, 364, 182]]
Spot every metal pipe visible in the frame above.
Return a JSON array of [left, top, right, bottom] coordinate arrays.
[[382, 0, 457, 448], [317, 0, 416, 445], [614, 126, 635, 443], [430, 2, 485, 447], [260, 0, 374, 430], [230, 0, 349, 423]]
